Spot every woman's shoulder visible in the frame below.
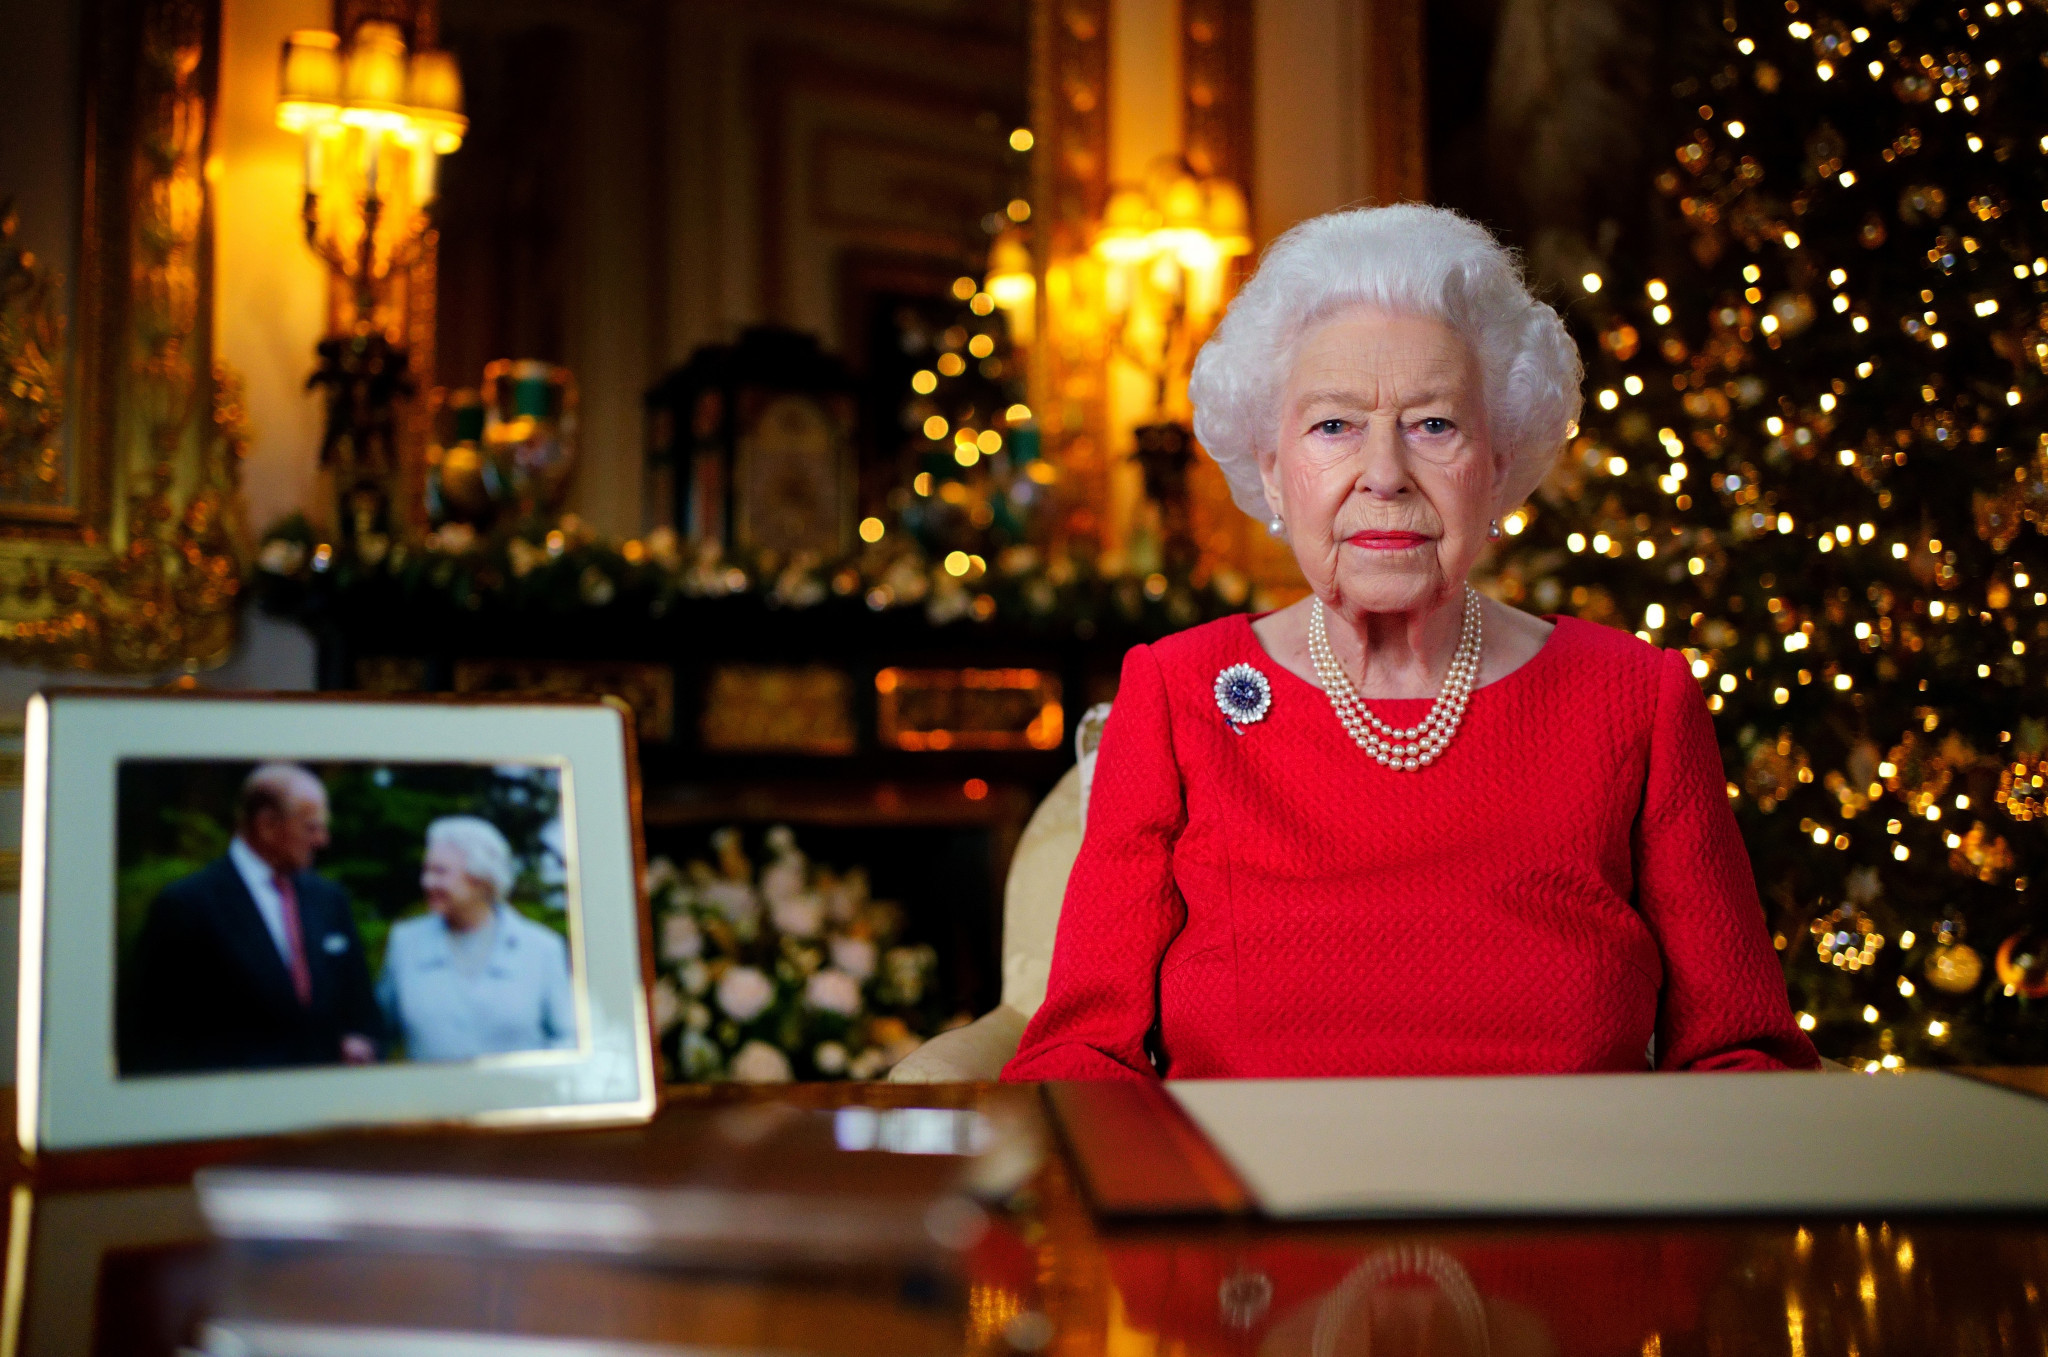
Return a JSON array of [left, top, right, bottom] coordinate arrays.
[[1539, 614, 1695, 709], [385, 912, 439, 953], [1102, 615, 1262, 722], [1083, 617, 1258, 753], [1140, 613, 1257, 675], [500, 909, 571, 957], [1535, 611, 1652, 663]]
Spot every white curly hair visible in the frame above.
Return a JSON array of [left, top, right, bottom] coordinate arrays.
[[1188, 203, 1584, 522], [426, 815, 517, 904]]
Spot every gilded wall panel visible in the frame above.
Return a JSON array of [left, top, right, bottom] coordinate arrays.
[[1032, 0, 1112, 552], [0, 0, 244, 672]]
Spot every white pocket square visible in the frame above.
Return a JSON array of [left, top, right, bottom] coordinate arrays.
[[323, 933, 349, 955]]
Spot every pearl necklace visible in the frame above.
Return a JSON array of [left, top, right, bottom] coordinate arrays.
[[1307, 586, 1483, 771]]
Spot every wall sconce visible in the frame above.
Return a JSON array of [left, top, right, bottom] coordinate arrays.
[[1093, 156, 1250, 415], [276, 22, 466, 325], [277, 21, 465, 546], [985, 227, 1037, 347], [1092, 157, 1250, 574]]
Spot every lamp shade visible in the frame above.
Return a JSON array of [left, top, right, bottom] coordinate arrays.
[[985, 227, 1037, 344], [406, 48, 468, 153], [987, 229, 1033, 295], [1160, 170, 1205, 232], [406, 49, 463, 115], [341, 21, 410, 124], [275, 29, 341, 132], [1204, 178, 1253, 258], [1094, 186, 1157, 263]]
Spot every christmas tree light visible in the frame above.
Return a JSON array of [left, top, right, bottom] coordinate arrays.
[[1497, 0, 2048, 1066]]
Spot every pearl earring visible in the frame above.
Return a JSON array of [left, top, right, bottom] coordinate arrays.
[[1487, 518, 1502, 541], [1267, 517, 1285, 538]]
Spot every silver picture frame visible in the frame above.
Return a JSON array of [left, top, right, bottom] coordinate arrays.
[[17, 691, 658, 1153]]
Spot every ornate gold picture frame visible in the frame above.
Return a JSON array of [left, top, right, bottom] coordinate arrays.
[[0, 0, 244, 674]]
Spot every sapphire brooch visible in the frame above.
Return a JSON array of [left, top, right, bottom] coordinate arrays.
[[1213, 663, 1272, 730]]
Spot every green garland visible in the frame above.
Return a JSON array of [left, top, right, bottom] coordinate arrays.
[[253, 512, 1267, 635]]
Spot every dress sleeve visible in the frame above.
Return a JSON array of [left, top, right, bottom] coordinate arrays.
[[1637, 649, 1822, 1071], [1002, 643, 1188, 1082]]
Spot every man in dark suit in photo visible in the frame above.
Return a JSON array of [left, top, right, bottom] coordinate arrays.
[[121, 763, 382, 1075]]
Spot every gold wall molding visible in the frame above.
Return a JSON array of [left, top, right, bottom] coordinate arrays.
[[1181, 0, 1252, 191], [0, 207, 68, 512], [1032, 0, 1112, 554], [0, 0, 246, 673]]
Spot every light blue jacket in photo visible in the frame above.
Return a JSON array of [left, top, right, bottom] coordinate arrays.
[[377, 905, 578, 1062]]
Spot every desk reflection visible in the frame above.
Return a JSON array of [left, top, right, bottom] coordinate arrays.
[[1092, 1223, 2048, 1357], [7, 1084, 2048, 1357]]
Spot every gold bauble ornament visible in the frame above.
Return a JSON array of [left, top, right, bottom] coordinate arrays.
[[1923, 915, 1984, 995], [1994, 931, 2048, 1000], [1925, 942, 1984, 994]]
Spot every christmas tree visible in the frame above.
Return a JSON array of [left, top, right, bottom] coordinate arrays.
[[1499, 0, 2048, 1066], [883, 274, 1048, 585]]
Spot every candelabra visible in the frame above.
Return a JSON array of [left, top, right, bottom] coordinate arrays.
[[1093, 157, 1250, 569], [276, 21, 465, 542]]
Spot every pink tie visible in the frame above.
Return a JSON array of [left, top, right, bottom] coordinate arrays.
[[273, 873, 313, 1006]]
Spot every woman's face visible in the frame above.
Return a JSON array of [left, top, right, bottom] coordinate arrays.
[[422, 842, 494, 928], [1258, 306, 1499, 621]]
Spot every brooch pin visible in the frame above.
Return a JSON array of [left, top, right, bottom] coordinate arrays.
[[1213, 663, 1272, 732]]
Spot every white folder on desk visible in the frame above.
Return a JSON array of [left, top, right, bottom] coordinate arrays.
[[1169, 1071, 2048, 1218]]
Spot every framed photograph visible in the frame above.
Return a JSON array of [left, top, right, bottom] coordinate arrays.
[[17, 692, 659, 1153]]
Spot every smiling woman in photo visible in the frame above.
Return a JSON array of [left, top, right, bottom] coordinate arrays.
[[378, 815, 578, 1062], [1003, 204, 1819, 1083]]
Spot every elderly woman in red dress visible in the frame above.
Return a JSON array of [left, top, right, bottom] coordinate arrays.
[[1004, 204, 1819, 1082]]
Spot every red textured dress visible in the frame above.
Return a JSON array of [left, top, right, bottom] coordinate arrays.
[[1002, 613, 1820, 1082]]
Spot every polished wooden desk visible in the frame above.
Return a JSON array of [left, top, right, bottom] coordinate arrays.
[[8, 1078, 2048, 1357]]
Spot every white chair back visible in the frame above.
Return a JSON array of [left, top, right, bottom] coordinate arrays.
[[996, 701, 1110, 1017]]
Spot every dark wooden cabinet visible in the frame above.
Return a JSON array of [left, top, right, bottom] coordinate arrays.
[[294, 586, 1164, 1015]]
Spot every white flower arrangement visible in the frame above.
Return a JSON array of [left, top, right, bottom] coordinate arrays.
[[829, 935, 877, 982], [803, 968, 863, 1017], [729, 1040, 794, 1083], [770, 894, 826, 940], [647, 825, 949, 1082], [660, 913, 703, 962], [715, 966, 775, 1023]]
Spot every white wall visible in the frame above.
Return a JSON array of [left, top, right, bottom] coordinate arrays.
[[1110, 0, 1184, 182], [216, 0, 334, 539], [1253, 0, 1381, 239]]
